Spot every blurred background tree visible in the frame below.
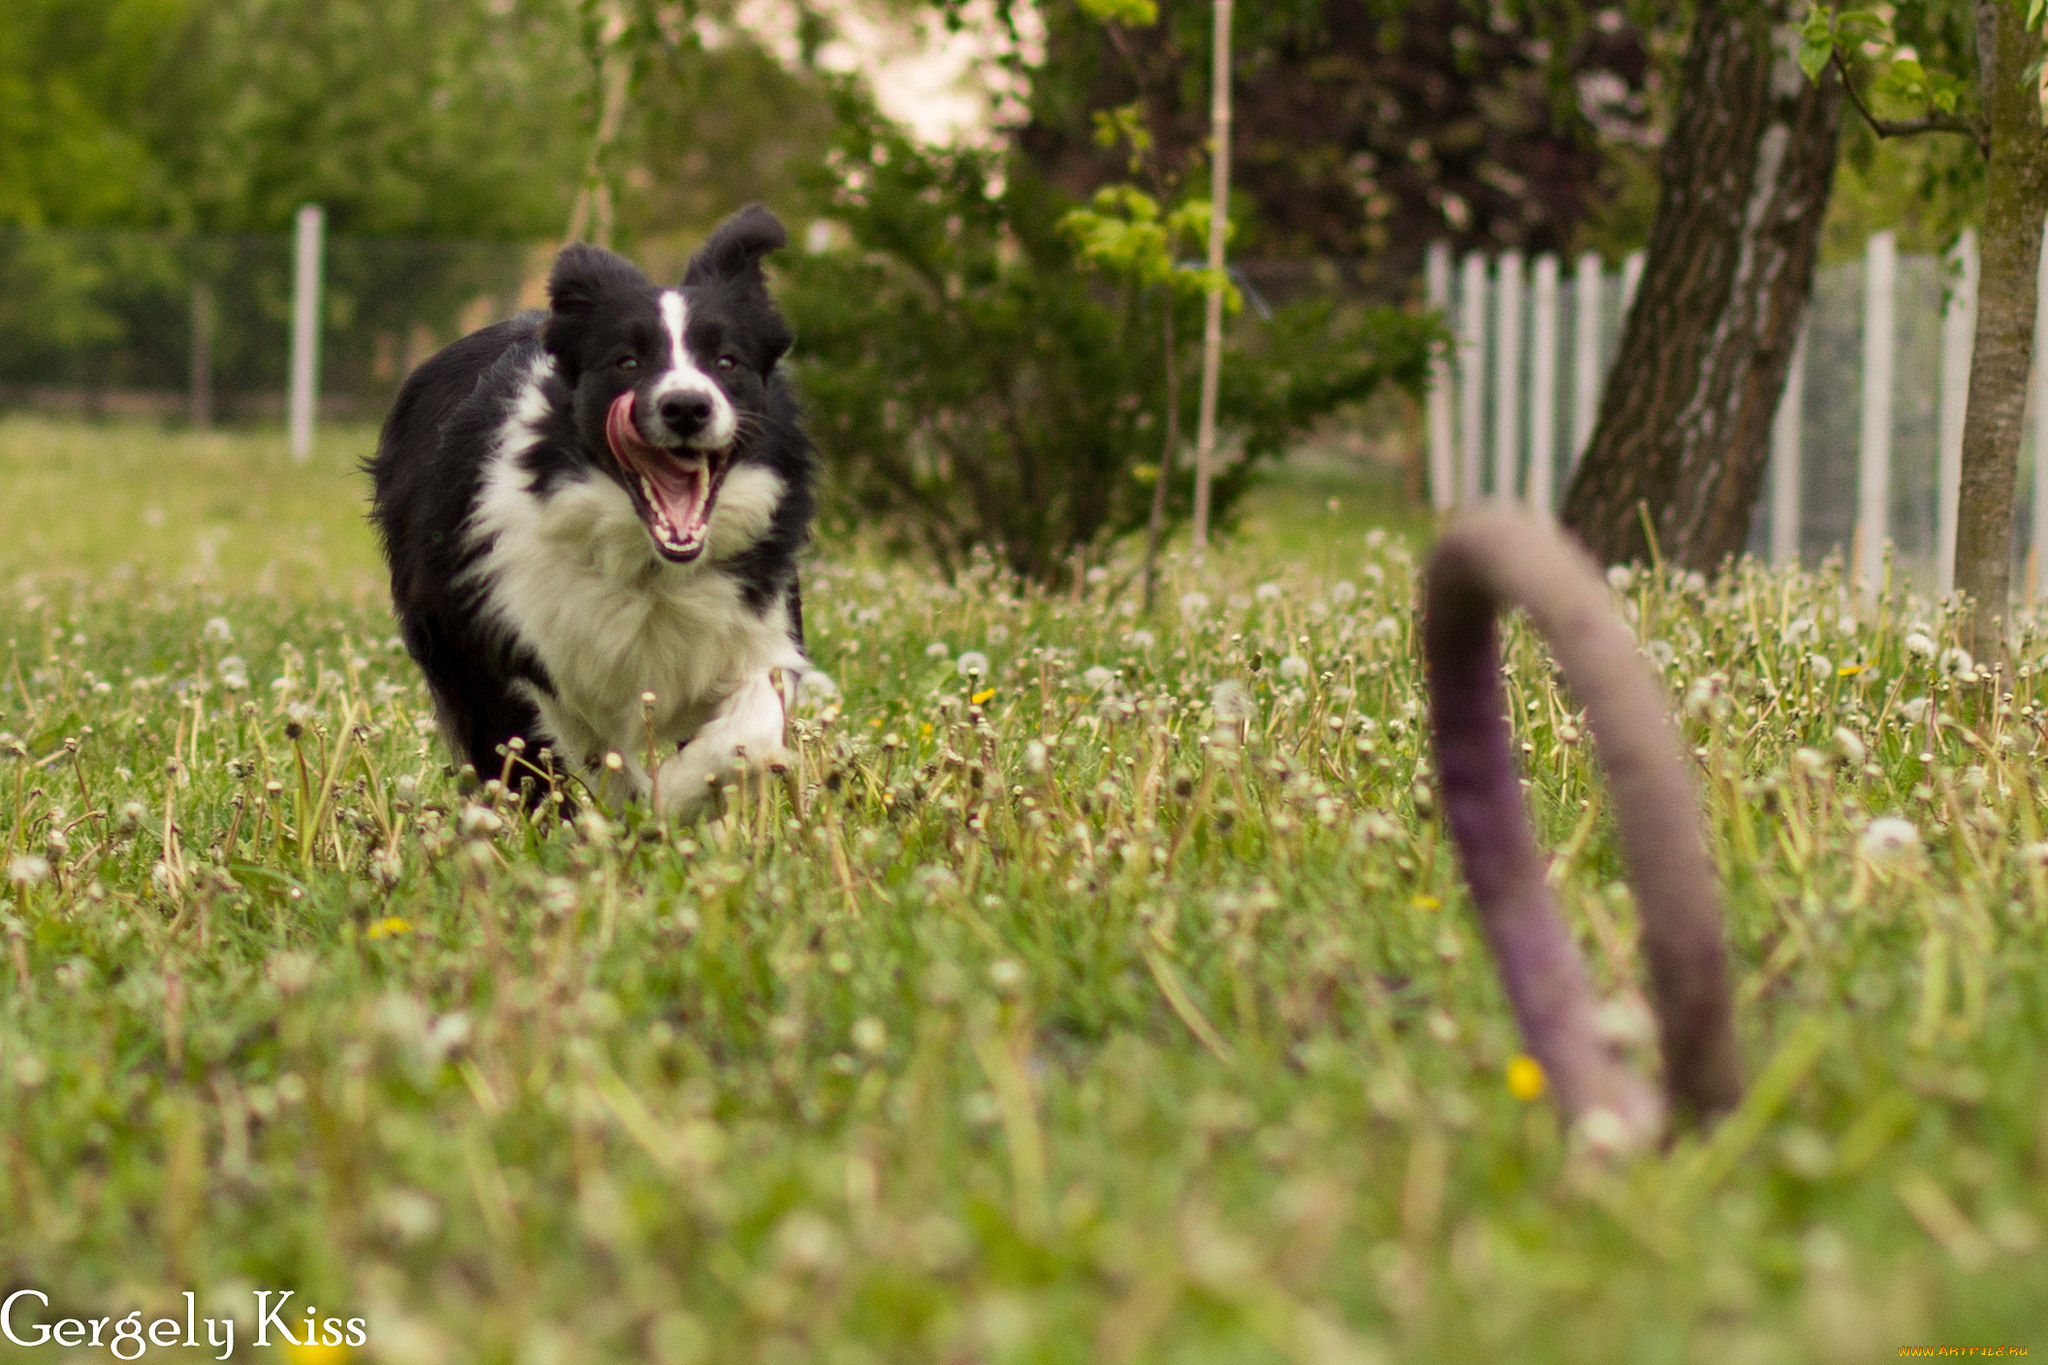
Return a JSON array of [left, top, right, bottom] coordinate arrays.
[[0, 0, 2011, 582]]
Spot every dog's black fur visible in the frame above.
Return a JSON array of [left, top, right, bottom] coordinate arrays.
[[368, 206, 816, 810]]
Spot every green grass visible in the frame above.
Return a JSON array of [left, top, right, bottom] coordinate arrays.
[[2, 416, 2045, 1363]]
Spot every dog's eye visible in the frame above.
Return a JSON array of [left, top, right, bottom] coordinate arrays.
[[716, 354, 738, 371], [615, 355, 639, 372]]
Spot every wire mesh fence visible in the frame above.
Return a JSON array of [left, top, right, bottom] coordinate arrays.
[[1430, 232, 2048, 598], [0, 227, 544, 423]]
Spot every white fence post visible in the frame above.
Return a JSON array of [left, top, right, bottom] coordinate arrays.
[[1937, 229, 1979, 597], [1620, 250, 1646, 313], [1492, 250, 1524, 499], [1858, 230, 1897, 597], [1572, 251, 1603, 467], [1426, 242, 1456, 513], [1771, 326, 1806, 565], [1528, 253, 1560, 513], [1458, 251, 1487, 505], [289, 204, 326, 464]]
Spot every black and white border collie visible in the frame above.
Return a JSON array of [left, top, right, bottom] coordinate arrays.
[[370, 205, 815, 820]]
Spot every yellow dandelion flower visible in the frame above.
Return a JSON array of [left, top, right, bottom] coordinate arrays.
[[1506, 1054, 1546, 1101], [283, 1342, 353, 1364], [919, 722, 934, 736], [970, 687, 996, 705], [366, 917, 412, 940], [1837, 664, 1865, 677], [1409, 894, 1440, 911]]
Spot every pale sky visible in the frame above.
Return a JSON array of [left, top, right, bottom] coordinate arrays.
[[710, 0, 1045, 145]]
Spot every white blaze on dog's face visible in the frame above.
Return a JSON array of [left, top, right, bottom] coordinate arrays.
[[540, 208, 792, 564]]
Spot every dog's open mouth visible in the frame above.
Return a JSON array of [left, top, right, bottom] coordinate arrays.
[[606, 392, 728, 562]]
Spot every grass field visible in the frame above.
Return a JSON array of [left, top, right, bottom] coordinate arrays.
[[1, 414, 2045, 1363]]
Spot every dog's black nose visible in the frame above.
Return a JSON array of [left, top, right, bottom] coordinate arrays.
[[658, 391, 713, 435]]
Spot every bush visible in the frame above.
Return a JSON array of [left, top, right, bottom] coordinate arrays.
[[778, 98, 1436, 583]]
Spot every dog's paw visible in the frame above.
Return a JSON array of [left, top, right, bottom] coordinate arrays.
[[652, 670, 792, 821]]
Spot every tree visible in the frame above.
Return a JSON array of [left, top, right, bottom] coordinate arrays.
[[1013, 0, 1659, 289], [778, 94, 1433, 582], [1800, 2, 2048, 655], [1559, 0, 1843, 572]]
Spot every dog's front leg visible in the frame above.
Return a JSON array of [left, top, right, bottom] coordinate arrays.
[[653, 669, 794, 822]]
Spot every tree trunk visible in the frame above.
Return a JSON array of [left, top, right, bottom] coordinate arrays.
[[1954, 0, 2048, 657], [1560, 0, 1842, 570]]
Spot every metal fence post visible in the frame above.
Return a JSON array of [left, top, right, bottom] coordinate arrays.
[[1858, 230, 1897, 597], [1770, 326, 1806, 566], [1426, 241, 1456, 513], [1491, 250, 1524, 499], [289, 204, 326, 463], [1619, 249, 1646, 313], [1571, 251, 1603, 468], [189, 281, 214, 431], [1458, 251, 1487, 505], [2034, 218, 2048, 598], [1527, 253, 1560, 513], [1936, 230, 1979, 598]]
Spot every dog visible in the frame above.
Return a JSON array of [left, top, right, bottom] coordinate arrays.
[[369, 205, 816, 820]]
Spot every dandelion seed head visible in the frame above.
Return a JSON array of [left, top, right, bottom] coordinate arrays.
[[1833, 726, 1866, 768], [1255, 582, 1282, 604], [1083, 665, 1115, 691], [1210, 680, 1252, 724], [1329, 581, 1357, 606], [1904, 632, 1937, 660], [955, 651, 989, 678], [1179, 591, 1211, 621], [1277, 655, 1310, 682], [925, 641, 950, 660], [796, 670, 840, 713], [203, 617, 233, 644], [1860, 816, 1921, 863], [6, 855, 51, 886]]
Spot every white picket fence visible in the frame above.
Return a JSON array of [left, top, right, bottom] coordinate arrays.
[[1425, 229, 2048, 598]]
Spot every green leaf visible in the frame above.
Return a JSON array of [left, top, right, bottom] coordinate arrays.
[[1797, 34, 1834, 81], [1077, 0, 1159, 25]]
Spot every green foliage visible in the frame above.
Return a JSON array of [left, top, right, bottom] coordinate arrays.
[[1059, 186, 1232, 301], [1798, 6, 1970, 115], [1076, 0, 1160, 24], [0, 0, 189, 228], [779, 99, 1432, 582], [4, 420, 2048, 1356]]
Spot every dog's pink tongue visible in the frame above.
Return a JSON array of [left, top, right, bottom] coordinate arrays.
[[606, 391, 711, 553]]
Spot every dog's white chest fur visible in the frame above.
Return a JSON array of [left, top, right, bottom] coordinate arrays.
[[464, 360, 802, 813]]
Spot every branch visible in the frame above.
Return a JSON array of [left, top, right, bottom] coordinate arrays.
[[1422, 508, 1743, 1149], [1830, 50, 1983, 153]]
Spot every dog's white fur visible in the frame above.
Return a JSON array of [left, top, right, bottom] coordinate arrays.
[[465, 357, 800, 819], [653, 291, 737, 448]]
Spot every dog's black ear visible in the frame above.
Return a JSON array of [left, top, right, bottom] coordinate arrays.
[[543, 243, 644, 371], [684, 205, 787, 291]]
